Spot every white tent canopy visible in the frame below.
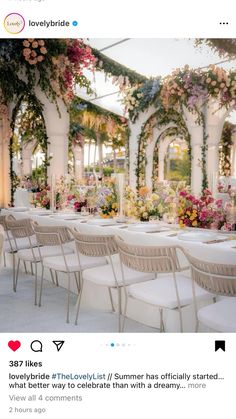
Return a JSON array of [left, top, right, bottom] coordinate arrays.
[[76, 38, 236, 121]]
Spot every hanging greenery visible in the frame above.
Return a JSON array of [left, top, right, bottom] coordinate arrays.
[[0, 39, 95, 108], [219, 121, 234, 177], [9, 93, 49, 204], [201, 112, 208, 190], [92, 48, 147, 87], [70, 97, 130, 151], [196, 39, 236, 59]]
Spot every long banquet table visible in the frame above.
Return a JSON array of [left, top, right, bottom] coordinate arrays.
[[1, 208, 236, 332]]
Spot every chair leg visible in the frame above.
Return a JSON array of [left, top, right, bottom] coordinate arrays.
[[75, 278, 84, 325], [108, 287, 115, 312], [66, 272, 71, 324], [12, 253, 16, 292], [117, 287, 122, 333], [30, 262, 34, 276], [49, 269, 55, 285], [195, 318, 200, 333], [34, 263, 38, 306], [3, 252, 6, 267], [178, 308, 183, 333], [55, 271, 59, 287], [38, 265, 44, 307], [15, 259, 20, 292], [23, 261, 27, 274], [121, 291, 128, 333], [74, 272, 80, 293], [159, 308, 164, 332]]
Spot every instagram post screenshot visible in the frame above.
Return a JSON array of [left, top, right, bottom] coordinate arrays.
[[0, 0, 236, 418]]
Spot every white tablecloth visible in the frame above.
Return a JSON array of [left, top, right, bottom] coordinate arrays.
[[1, 209, 235, 332]]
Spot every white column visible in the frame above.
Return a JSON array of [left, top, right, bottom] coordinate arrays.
[[205, 99, 230, 197], [183, 106, 203, 197], [158, 136, 172, 182], [73, 145, 84, 179], [22, 142, 35, 176], [35, 88, 69, 179]]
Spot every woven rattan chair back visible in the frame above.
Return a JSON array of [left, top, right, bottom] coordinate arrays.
[[33, 225, 72, 247], [6, 218, 35, 239], [187, 253, 236, 296], [72, 230, 117, 257], [115, 236, 180, 273], [0, 215, 16, 232]]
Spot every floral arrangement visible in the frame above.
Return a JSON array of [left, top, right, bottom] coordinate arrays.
[[55, 176, 87, 211], [0, 39, 96, 106], [125, 186, 161, 221], [96, 179, 118, 218], [121, 78, 161, 122], [177, 188, 230, 230], [31, 186, 51, 209], [160, 65, 236, 112], [219, 122, 234, 177], [66, 194, 87, 212]]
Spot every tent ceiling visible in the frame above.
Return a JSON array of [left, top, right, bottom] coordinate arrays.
[[76, 38, 236, 119]]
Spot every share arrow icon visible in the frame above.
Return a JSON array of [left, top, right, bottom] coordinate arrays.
[[52, 341, 65, 352]]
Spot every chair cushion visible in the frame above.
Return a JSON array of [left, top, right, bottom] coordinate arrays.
[[17, 245, 73, 262], [43, 253, 107, 273], [127, 273, 212, 309], [4, 236, 38, 252], [198, 298, 236, 332], [83, 262, 154, 287]]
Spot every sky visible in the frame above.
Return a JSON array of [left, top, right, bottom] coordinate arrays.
[[76, 38, 236, 123]]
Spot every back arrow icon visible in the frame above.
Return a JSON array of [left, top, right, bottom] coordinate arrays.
[[52, 341, 65, 352]]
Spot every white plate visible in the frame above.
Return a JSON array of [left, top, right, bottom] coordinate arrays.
[[29, 210, 53, 216], [7, 207, 28, 212], [127, 223, 163, 232], [50, 214, 83, 220], [177, 231, 218, 242], [87, 219, 117, 226]]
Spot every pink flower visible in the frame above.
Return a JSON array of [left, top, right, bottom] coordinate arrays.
[[67, 194, 75, 201]]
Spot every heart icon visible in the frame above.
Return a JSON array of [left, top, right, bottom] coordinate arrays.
[[8, 340, 21, 352]]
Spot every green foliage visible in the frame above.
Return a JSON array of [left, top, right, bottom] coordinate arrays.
[[92, 48, 147, 85]]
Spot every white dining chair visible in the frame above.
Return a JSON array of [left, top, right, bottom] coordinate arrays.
[[34, 225, 107, 323], [72, 230, 154, 331], [185, 251, 236, 332], [115, 237, 212, 332], [2, 215, 39, 291]]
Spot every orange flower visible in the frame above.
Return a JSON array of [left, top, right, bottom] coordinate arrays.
[[139, 186, 150, 197], [31, 50, 37, 58], [38, 40, 45, 46]]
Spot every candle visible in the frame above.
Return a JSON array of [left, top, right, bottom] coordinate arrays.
[[117, 173, 125, 220], [50, 174, 56, 212]]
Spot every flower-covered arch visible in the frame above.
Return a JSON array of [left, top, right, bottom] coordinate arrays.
[[125, 65, 236, 196]]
